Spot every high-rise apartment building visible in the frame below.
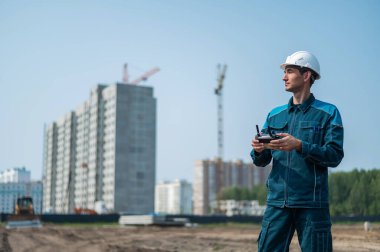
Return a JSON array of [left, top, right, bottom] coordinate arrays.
[[0, 167, 42, 214], [193, 158, 271, 215], [155, 179, 192, 215], [43, 83, 156, 214]]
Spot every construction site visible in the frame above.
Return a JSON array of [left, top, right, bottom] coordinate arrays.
[[0, 222, 380, 252], [1, 64, 380, 251], [1, 196, 380, 252], [2, 1, 380, 251]]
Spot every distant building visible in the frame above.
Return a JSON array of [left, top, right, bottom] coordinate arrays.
[[43, 83, 156, 214], [0, 167, 30, 183], [155, 179, 192, 215], [0, 167, 42, 214], [193, 158, 271, 215], [218, 200, 266, 216]]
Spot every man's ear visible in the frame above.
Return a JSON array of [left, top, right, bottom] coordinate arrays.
[[303, 71, 312, 83]]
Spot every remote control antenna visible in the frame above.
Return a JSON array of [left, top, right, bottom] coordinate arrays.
[[256, 125, 261, 136]]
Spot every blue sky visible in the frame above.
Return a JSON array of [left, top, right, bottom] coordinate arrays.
[[1, 0, 379, 182]]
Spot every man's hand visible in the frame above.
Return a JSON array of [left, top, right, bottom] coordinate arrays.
[[251, 139, 266, 153], [268, 133, 302, 152]]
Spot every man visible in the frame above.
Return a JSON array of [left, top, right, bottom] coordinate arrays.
[[251, 51, 344, 252]]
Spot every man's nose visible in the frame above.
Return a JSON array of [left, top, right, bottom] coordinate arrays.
[[282, 74, 287, 81]]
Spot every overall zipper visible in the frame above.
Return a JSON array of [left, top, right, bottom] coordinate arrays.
[[313, 163, 317, 202], [285, 108, 298, 206]]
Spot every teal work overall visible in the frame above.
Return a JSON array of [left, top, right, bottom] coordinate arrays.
[[251, 94, 344, 252]]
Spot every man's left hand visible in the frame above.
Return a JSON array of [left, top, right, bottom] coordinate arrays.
[[268, 133, 302, 152]]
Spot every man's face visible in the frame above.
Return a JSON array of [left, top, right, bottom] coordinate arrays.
[[282, 67, 307, 93]]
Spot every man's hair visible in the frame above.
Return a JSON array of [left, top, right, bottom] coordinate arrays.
[[287, 65, 317, 86], [299, 68, 318, 86]]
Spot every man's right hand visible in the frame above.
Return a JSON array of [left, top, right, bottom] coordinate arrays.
[[251, 139, 266, 153]]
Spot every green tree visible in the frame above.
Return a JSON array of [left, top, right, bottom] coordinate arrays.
[[251, 185, 267, 205], [329, 168, 380, 216], [219, 185, 267, 205], [220, 169, 380, 216], [367, 170, 380, 215]]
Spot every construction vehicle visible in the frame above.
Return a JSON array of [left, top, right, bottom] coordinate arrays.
[[6, 196, 42, 229], [74, 207, 97, 215], [73, 201, 108, 215]]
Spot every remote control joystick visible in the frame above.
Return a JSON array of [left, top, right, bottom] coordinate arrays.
[[255, 125, 282, 143]]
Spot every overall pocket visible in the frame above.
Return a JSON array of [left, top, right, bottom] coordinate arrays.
[[299, 121, 323, 145], [268, 121, 288, 135], [311, 220, 332, 252]]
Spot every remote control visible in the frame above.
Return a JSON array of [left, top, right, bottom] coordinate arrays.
[[255, 125, 282, 143]]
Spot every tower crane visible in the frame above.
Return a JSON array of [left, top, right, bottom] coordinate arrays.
[[123, 63, 129, 83], [131, 67, 160, 85], [215, 64, 227, 160], [122, 64, 160, 85]]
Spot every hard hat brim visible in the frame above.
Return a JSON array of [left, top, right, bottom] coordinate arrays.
[[280, 63, 321, 80]]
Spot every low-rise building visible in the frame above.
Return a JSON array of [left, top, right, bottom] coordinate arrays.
[[155, 179, 192, 214], [0, 167, 30, 183], [0, 167, 42, 214], [218, 200, 266, 216]]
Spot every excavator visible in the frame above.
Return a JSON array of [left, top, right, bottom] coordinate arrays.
[[6, 196, 42, 229]]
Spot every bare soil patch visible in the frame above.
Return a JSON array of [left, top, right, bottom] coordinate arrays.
[[1, 223, 379, 252]]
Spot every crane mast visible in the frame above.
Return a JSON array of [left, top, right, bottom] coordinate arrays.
[[123, 63, 129, 83], [214, 64, 227, 160]]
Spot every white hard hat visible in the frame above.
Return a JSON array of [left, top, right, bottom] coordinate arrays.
[[280, 51, 321, 79]]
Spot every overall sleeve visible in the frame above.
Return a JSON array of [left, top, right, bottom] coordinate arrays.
[[250, 149, 272, 167], [250, 116, 273, 167], [300, 108, 344, 167]]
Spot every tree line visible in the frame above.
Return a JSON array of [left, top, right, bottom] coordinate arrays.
[[219, 185, 267, 206], [219, 169, 380, 216]]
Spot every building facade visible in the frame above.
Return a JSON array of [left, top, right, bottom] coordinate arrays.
[[193, 158, 271, 215], [0, 167, 30, 183], [0, 167, 42, 214], [219, 200, 266, 216], [155, 179, 192, 215], [43, 83, 156, 214]]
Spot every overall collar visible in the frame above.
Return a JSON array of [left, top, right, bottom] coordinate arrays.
[[288, 93, 315, 113]]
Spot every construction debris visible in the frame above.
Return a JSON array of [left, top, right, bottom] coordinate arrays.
[[119, 214, 189, 226]]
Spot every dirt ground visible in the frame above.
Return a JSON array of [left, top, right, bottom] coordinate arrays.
[[1, 223, 380, 252]]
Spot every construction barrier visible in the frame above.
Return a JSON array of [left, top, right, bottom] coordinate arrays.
[[2, 213, 380, 224], [1, 213, 119, 223], [168, 214, 263, 224]]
